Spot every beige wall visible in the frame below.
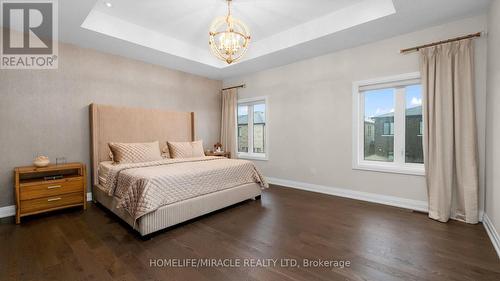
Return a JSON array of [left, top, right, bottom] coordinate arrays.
[[224, 15, 487, 206], [0, 41, 222, 207], [486, 1, 500, 234]]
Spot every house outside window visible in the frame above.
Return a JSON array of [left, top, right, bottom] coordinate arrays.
[[353, 73, 424, 175], [237, 97, 268, 160]]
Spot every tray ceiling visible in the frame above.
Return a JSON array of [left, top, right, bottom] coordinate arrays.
[[31, 0, 491, 79], [81, 0, 395, 68]]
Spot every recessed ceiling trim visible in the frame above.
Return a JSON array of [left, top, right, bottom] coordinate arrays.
[[248, 0, 396, 60], [81, 10, 216, 66]]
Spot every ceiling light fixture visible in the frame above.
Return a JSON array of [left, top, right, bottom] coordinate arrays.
[[105, 2, 112, 8], [209, 0, 250, 64]]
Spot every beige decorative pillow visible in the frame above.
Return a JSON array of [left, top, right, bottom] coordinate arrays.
[[108, 141, 163, 164], [167, 140, 205, 158]]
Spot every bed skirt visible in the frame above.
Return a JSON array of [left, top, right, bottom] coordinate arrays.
[[93, 183, 262, 236]]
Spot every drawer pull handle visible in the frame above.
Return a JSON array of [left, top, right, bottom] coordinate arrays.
[[47, 197, 62, 202], [47, 185, 61, 189]]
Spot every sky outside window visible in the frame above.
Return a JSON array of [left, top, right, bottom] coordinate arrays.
[[405, 84, 423, 108], [364, 88, 395, 118]]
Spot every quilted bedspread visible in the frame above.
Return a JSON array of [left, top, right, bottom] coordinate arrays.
[[102, 156, 268, 220]]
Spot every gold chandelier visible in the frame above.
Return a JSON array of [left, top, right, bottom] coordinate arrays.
[[209, 0, 250, 64]]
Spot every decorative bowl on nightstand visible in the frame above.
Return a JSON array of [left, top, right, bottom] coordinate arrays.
[[33, 156, 50, 167]]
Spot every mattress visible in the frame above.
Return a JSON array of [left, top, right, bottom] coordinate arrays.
[[98, 161, 114, 185]]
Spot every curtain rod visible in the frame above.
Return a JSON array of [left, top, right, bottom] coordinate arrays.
[[400, 32, 482, 54], [222, 84, 246, 91]]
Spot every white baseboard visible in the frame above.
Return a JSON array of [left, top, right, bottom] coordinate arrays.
[[0, 192, 93, 219], [0, 205, 16, 218], [267, 177, 429, 212], [483, 214, 500, 259]]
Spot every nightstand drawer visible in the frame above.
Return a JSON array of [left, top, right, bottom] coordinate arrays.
[[20, 192, 84, 214], [20, 177, 83, 200]]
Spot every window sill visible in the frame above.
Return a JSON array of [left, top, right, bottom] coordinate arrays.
[[238, 153, 268, 161], [353, 162, 425, 176]]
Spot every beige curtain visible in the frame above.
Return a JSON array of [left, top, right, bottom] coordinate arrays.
[[220, 88, 238, 158], [420, 39, 479, 224]]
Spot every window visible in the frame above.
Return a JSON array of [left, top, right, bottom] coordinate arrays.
[[383, 122, 394, 136], [237, 97, 267, 160], [353, 73, 424, 175], [405, 84, 424, 164], [237, 106, 248, 153]]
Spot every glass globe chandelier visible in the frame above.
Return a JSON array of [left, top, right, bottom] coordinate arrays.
[[209, 0, 251, 64]]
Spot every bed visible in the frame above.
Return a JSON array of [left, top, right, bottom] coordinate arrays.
[[89, 104, 267, 236]]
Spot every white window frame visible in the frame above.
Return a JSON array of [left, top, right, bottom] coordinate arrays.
[[237, 96, 268, 161], [352, 72, 424, 176]]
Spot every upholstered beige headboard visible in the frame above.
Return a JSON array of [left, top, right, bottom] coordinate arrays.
[[89, 103, 195, 186]]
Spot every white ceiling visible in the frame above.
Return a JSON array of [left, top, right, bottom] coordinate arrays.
[[49, 0, 492, 79], [81, 0, 395, 68], [96, 0, 365, 48]]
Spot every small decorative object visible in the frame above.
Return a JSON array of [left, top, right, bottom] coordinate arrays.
[[56, 157, 67, 165], [214, 142, 223, 152], [33, 155, 50, 167]]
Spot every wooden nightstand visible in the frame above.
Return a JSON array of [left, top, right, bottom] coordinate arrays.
[[14, 163, 87, 224], [205, 151, 231, 158]]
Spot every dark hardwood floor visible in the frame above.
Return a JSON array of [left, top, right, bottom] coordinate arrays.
[[1, 185, 499, 281]]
